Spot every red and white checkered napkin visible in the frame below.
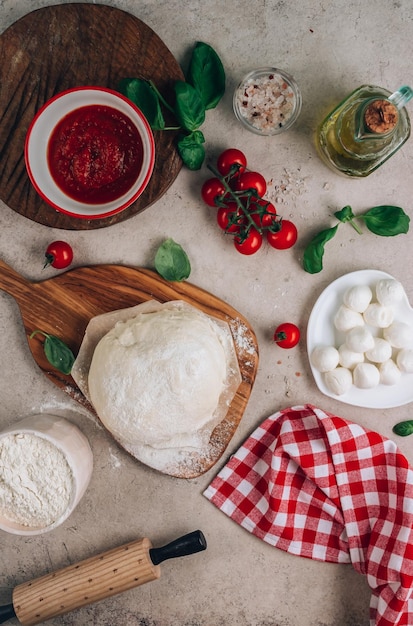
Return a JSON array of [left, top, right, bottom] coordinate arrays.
[[203, 404, 413, 626]]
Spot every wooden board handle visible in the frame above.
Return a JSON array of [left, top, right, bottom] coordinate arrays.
[[0, 259, 31, 303], [12, 537, 159, 626]]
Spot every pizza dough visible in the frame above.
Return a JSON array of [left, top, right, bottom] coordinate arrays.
[[72, 301, 242, 459]]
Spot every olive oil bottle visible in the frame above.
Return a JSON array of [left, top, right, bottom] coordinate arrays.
[[317, 85, 412, 177]]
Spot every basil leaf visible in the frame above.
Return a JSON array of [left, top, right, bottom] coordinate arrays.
[[174, 81, 206, 132], [30, 330, 75, 375], [187, 42, 226, 110], [118, 78, 165, 130], [393, 420, 413, 437], [177, 130, 205, 170], [334, 205, 355, 223], [155, 239, 191, 282], [359, 205, 410, 236], [303, 225, 339, 274]]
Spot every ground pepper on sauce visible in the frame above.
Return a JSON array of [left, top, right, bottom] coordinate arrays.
[[47, 105, 144, 204]]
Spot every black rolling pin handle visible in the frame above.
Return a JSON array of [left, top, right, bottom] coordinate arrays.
[[0, 603, 16, 624], [149, 530, 207, 566]]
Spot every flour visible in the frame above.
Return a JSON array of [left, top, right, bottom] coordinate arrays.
[[0, 433, 73, 528]]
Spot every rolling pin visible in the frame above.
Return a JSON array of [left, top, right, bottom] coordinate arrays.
[[0, 530, 206, 625]]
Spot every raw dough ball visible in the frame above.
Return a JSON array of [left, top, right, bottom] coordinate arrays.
[[345, 326, 375, 352], [324, 367, 353, 395], [379, 359, 402, 385], [343, 285, 372, 312], [363, 303, 394, 328], [310, 345, 339, 372], [375, 279, 405, 306], [88, 305, 231, 449], [334, 305, 364, 332], [396, 349, 413, 373], [383, 321, 413, 349], [365, 337, 392, 363], [353, 363, 380, 389], [338, 344, 364, 369]]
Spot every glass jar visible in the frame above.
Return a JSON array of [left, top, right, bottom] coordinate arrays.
[[233, 67, 302, 136]]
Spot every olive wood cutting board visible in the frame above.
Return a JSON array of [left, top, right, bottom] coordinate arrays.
[[0, 259, 259, 478], [0, 4, 183, 230]]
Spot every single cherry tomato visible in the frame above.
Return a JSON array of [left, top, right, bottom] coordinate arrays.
[[201, 177, 226, 207], [217, 148, 247, 178], [273, 322, 300, 349], [216, 202, 244, 233], [234, 228, 263, 255], [267, 220, 298, 249], [232, 171, 267, 197], [44, 241, 73, 269], [248, 199, 277, 229]]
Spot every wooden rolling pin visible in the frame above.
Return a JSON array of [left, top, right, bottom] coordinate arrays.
[[0, 530, 206, 625]]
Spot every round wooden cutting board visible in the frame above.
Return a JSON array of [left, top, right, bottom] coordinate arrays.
[[0, 4, 183, 230]]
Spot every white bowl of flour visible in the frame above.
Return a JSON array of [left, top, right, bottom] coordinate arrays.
[[0, 414, 93, 535]]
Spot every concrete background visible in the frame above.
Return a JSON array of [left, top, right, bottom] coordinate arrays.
[[0, 1, 412, 624]]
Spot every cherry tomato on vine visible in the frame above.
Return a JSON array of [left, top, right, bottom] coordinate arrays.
[[273, 323, 300, 349], [216, 202, 244, 233], [217, 149, 247, 177], [267, 220, 298, 249], [44, 241, 73, 269], [201, 177, 226, 207], [232, 171, 267, 197], [234, 228, 263, 255], [248, 199, 277, 229]]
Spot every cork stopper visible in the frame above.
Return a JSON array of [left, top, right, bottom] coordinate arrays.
[[364, 99, 398, 134]]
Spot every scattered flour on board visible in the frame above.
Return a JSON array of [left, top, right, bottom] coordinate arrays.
[[0, 433, 73, 527]]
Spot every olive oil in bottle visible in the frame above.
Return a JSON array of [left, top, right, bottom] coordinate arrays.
[[317, 85, 412, 177]]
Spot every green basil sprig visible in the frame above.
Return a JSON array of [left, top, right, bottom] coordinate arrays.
[[393, 421, 413, 437], [155, 239, 191, 282], [303, 205, 410, 274], [118, 42, 225, 170], [30, 330, 75, 375]]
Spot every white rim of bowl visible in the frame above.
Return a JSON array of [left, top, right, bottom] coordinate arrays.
[[24, 86, 155, 220]]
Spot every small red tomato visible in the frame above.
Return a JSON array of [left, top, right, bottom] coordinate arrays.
[[267, 220, 298, 249], [216, 202, 244, 233], [234, 228, 263, 255], [201, 177, 226, 207], [44, 241, 73, 269], [248, 199, 277, 229], [232, 171, 267, 197], [273, 323, 300, 349], [217, 148, 247, 178]]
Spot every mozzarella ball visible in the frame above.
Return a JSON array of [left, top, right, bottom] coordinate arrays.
[[343, 285, 372, 312], [363, 303, 394, 328], [334, 305, 364, 332], [324, 367, 353, 396], [383, 321, 413, 349], [365, 337, 392, 363], [311, 345, 339, 373], [353, 363, 380, 389], [345, 326, 375, 352], [396, 349, 413, 373], [379, 359, 402, 385], [375, 279, 405, 307], [338, 344, 364, 369]]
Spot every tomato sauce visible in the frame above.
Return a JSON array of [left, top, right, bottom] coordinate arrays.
[[47, 105, 144, 204]]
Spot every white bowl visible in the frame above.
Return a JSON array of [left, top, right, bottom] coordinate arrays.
[[0, 414, 93, 535], [25, 87, 155, 219]]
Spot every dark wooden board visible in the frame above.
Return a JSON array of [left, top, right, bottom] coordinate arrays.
[[0, 259, 259, 478], [0, 4, 183, 230]]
